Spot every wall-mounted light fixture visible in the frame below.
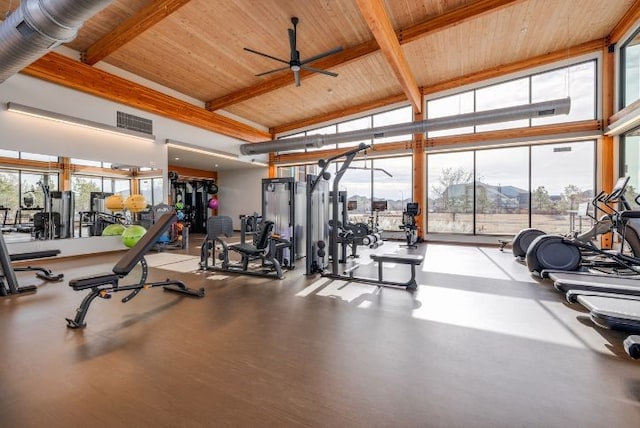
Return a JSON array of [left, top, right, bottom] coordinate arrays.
[[6, 102, 156, 142], [165, 139, 239, 161]]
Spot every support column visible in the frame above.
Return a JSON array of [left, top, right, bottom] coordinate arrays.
[[601, 40, 616, 249], [268, 130, 277, 178], [60, 157, 71, 191], [413, 105, 426, 239], [601, 40, 615, 193]]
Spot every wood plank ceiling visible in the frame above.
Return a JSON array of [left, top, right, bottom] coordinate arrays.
[[0, 0, 637, 141]]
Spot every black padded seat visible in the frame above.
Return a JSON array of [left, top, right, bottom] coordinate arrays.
[[9, 250, 60, 261], [370, 253, 424, 265], [229, 243, 264, 256], [620, 211, 640, 219], [69, 273, 120, 290], [113, 212, 176, 276]]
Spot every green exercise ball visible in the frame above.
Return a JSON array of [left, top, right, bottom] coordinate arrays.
[[102, 224, 126, 236], [121, 225, 147, 248]]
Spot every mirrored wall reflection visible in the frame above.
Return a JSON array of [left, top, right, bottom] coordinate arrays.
[[0, 151, 162, 242], [427, 140, 595, 235]]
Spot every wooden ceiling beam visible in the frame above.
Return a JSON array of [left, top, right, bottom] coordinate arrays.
[[399, 0, 524, 44], [609, 0, 640, 44], [83, 0, 192, 65], [354, 0, 422, 113], [22, 52, 270, 142], [206, 0, 524, 111], [272, 39, 603, 135]]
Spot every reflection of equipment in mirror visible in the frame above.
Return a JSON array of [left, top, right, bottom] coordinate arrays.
[[78, 192, 127, 237], [15, 180, 74, 240]]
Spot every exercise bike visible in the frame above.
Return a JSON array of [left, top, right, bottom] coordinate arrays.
[[525, 176, 640, 277], [399, 202, 420, 248]]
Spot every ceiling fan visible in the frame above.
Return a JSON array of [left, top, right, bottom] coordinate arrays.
[[244, 17, 343, 87]]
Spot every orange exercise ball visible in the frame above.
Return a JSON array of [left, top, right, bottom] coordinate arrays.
[[125, 194, 147, 212], [105, 194, 125, 212]]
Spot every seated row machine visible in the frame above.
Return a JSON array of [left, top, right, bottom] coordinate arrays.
[[66, 212, 204, 329], [200, 215, 286, 279]]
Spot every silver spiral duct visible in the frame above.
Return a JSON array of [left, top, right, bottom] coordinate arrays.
[[240, 97, 571, 156], [0, 0, 113, 83]]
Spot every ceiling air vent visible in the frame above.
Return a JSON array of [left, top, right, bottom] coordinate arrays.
[[117, 111, 153, 135]]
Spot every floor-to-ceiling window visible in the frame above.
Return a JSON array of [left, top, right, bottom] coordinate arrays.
[[475, 147, 529, 234], [531, 142, 595, 233], [427, 151, 474, 233], [621, 27, 640, 109], [621, 127, 640, 204], [427, 140, 595, 235], [372, 156, 413, 231]]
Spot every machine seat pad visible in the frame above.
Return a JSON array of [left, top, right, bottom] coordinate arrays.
[[229, 243, 263, 256], [9, 250, 60, 261], [620, 210, 640, 219], [69, 273, 120, 290], [370, 253, 424, 265]]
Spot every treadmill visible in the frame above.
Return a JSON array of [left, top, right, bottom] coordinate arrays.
[[569, 291, 640, 330], [567, 291, 640, 359], [624, 335, 640, 359], [551, 272, 640, 297]]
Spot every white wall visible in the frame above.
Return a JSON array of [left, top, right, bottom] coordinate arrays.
[[0, 71, 268, 252], [218, 168, 268, 230], [0, 73, 260, 195]]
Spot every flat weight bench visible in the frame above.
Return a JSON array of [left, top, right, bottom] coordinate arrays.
[[368, 253, 424, 291], [66, 212, 204, 329]]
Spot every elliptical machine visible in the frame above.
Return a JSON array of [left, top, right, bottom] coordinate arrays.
[[511, 185, 625, 259], [400, 202, 420, 248], [525, 176, 640, 276]]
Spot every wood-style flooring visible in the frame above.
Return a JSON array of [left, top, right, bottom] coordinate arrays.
[[1, 237, 639, 427]]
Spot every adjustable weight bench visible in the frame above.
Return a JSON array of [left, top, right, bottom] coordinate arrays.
[[0, 233, 63, 296], [66, 212, 204, 329]]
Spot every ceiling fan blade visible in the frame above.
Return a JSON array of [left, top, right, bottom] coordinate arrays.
[[300, 65, 338, 77], [244, 47, 290, 65], [300, 46, 343, 65], [255, 66, 291, 77], [294, 69, 301, 87]]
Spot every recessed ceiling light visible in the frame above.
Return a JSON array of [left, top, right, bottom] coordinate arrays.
[[214, 164, 219, 168], [175, 157, 180, 160]]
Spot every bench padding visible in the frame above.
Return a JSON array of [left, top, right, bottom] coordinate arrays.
[[9, 249, 60, 261], [69, 272, 120, 290], [370, 253, 423, 265], [113, 212, 176, 276]]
